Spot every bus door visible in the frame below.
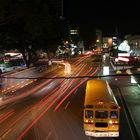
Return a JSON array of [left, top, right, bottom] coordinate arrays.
[[84, 109, 94, 131], [108, 110, 119, 131]]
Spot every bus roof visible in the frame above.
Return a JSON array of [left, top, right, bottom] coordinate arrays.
[[84, 79, 118, 106]]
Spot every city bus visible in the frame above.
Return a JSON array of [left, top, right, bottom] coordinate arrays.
[[84, 79, 120, 137]]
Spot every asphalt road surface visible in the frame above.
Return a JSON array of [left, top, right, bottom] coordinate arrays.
[[0, 54, 140, 140]]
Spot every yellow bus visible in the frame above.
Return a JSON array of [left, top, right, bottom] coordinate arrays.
[[84, 79, 120, 137]]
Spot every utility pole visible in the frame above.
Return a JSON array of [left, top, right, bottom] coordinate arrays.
[[61, 0, 63, 18], [115, 25, 119, 38], [59, 0, 63, 18]]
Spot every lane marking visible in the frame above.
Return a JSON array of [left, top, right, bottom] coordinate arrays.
[[1, 128, 12, 139], [45, 131, 52, 140], [64, 101, 70, 110]]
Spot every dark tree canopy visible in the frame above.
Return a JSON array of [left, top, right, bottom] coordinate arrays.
[[0, 0, 64, 67]]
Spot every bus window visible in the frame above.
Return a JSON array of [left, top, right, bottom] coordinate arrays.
[[110, 111, 118, 119], [85, 110, 93, 118], [95, 111, 108, 119]]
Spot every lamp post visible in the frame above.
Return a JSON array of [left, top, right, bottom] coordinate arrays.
[[115, 58, 118, 71]]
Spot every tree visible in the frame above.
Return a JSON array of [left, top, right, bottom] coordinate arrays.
[[0, 0, 60, 67]]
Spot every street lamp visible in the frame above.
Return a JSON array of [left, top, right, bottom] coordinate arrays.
[[96, 39, 100, 43], [115, 58, 119, 71]]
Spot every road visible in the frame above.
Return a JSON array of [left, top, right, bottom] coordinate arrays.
[[0, 54, 140, 140]]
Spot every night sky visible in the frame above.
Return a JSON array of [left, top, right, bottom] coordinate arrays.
[[64, 0, 140, 41]]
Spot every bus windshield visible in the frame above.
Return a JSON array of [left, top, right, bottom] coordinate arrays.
[[95, 110, 108, 119]]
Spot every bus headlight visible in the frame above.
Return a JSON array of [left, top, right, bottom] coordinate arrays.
[[85, 120, 88, 123], [85, 120, 94, 123], [109, 120, 113, 124], [109, 120, 118, 124]]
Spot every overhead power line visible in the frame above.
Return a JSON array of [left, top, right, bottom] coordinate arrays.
[[0, 73, 140, 80]]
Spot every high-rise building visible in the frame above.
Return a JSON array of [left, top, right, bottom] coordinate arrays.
[[95, 29, 102, 47], [47, 0, 63, 19], [45, 0, 69, 40], [68, 26, 80, 43]]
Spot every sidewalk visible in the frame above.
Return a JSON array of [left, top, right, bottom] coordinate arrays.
[[121, 86, 140, 138]]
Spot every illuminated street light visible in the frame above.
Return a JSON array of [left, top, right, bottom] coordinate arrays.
[[108, 38, 113, 47], [96, 39, 99, 43]]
